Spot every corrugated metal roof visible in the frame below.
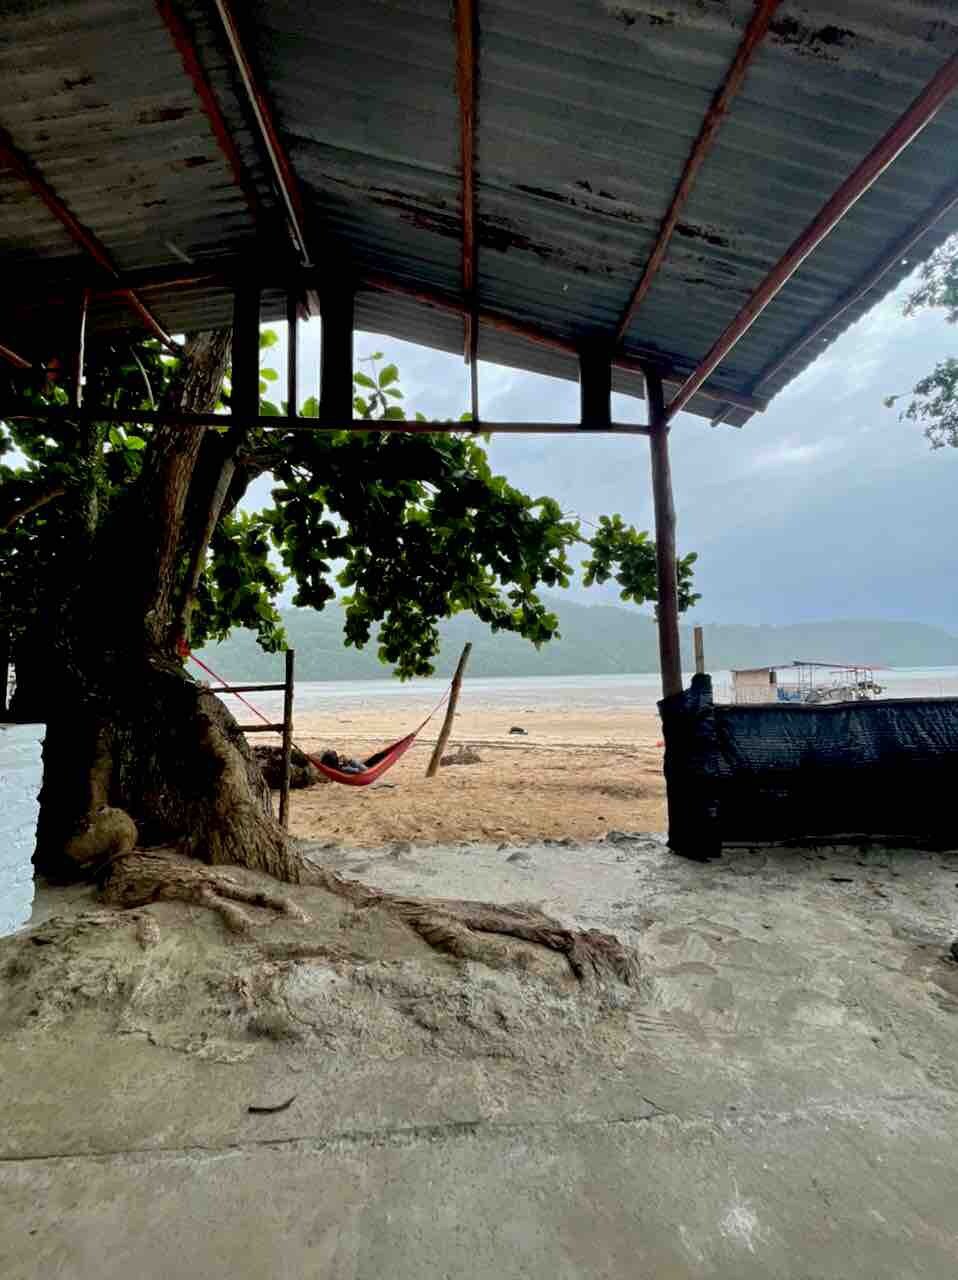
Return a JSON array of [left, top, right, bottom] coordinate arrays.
[[1, 0, 957, 426], [0, 0, 264, 275]]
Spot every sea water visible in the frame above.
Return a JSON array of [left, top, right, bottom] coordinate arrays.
[[202, 666, 958, 719], [0, 724, 41, 937]]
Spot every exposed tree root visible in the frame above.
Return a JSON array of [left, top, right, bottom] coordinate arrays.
[[306, 862, 640, 986], [102, 848, 310, 937], [99, 848, 639, 988]]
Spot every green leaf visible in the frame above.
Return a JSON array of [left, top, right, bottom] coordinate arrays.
[[124, 435, 147, 450], [383, 405, 405, 420], [353, 371, 376, 389], [301, 396, 319, 419], [385, 387, 404, 400], [261, 367, 278, 382], [378, 364, 399, 388], [259, 329, 279, 350], [368, 351, 384, 361]]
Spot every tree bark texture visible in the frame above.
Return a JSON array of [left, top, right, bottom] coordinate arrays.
[[32, 328, 297, 885]]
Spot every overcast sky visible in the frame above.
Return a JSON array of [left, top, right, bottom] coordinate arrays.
[[263, 270, 958, 632]]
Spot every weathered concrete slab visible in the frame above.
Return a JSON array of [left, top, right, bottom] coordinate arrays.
[[2, 1094, 956, 1280], [1, 839, 956, 1278]]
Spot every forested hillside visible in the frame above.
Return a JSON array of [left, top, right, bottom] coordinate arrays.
[[197, 600, 958, 681]]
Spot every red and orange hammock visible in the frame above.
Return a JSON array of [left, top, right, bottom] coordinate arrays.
[[187, 651, 449, 787]]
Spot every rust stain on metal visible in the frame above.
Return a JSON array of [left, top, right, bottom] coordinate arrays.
[[137, 105, 192, 125], [674, 221, 729, 248], [770, 15, 857, 61]]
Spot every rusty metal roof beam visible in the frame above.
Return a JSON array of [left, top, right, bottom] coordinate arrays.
[[364, 272, 766, 415], [0, 341, 31, 370], [667, 52, 958, 422], [16, 261, 766, 416], [614, 0, 781, 346], [0, 127, 179, 353], [455, 0, 478, 371], [155, 0, 260, 222], [212, 0, 311, 267], [751, 178, 958, 395]]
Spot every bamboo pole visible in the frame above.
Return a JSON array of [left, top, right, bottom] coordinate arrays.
[[278, 649, 295, 829], [426, 643, 472, 777]]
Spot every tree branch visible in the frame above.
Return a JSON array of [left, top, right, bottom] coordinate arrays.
[[0, 480, 67, 533]]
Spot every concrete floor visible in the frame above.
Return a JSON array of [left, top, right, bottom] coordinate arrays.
[[2, 837, 957, 1278]]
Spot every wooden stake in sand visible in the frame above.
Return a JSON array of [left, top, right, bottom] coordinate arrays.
[[426, 643, 472, 777], [693, 626, 705, 675]]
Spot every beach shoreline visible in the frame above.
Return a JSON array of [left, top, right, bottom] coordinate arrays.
[[284, 699, 667, 848]]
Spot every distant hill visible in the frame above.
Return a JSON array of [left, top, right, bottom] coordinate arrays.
[[195, 599, 958, 681]]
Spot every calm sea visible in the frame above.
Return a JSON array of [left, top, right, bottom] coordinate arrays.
[[210, 666, 958, 718]]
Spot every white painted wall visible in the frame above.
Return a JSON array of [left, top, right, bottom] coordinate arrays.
[[0, 723, 41, 936]]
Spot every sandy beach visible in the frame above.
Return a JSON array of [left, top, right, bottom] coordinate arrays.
[[284, 695, 667, 847], [215, 662, 958, 849]]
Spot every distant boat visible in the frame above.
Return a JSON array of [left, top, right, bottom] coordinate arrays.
[[731, 661, 884, 706]]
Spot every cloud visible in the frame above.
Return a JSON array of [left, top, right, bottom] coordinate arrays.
[[259, 276, 958, 630]]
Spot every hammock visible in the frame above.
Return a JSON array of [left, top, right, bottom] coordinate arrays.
[[187, 651, 449, 787], [307, 731, 420, 787]]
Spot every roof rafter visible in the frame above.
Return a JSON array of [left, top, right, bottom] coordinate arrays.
[[15, 257, 766, 416], [667, 51, 958, 421], [751, 178, 958, 394], [363, 272, 766, 414], [211, 0, 312, 266], [614, 0, 782, 346], [155, 0, 260, 222], [0, 127, 178, 352], [0, 341, 31, 370]]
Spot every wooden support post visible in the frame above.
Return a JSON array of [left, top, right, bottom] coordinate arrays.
[[693, 625, 705, 675], [278, 648, 295, 830], [232, 282, 261, 422], [286, 291, 299, 416], [426, 643, 472, 777], [646, 368, 683, 699], [69, 287, 89, 409], [579, 343, 612, 428], [319, 281, 354, 425], [0, 629, 9, 719], [469, 318, 479, 425]]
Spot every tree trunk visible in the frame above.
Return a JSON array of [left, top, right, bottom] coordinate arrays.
[[22, 333, 642, 993], [33, 329, 298, 886]]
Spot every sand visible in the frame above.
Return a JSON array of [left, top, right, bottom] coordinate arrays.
[[285, 702, 667, 847]]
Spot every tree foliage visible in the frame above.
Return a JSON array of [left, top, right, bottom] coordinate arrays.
[[581, 513, 699, 612], [887, 238, 958, 449], [2, 332, 698, 683]]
